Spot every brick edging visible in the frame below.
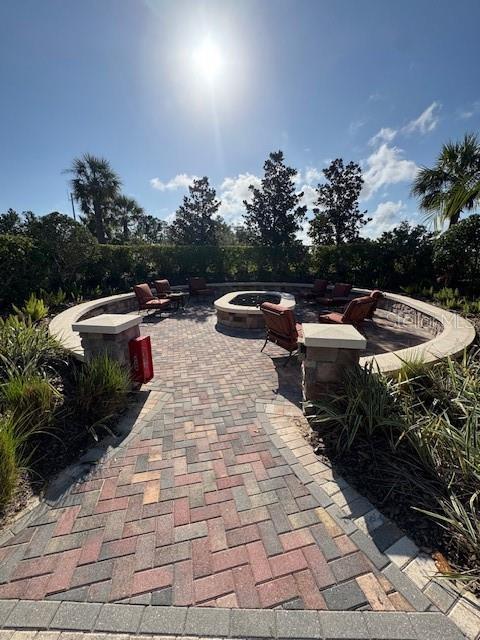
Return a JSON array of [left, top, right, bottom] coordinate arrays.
[[0, 600, 467, 638]]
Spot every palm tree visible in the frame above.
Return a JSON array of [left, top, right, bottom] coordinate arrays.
[[411, 133, 480, 229], [69, 154, 121, 243], [113, 195, 145, 242]]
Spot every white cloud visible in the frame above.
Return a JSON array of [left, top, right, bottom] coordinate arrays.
[[457, 101, 480, 119], [369, 127, 397, 146], [365, 200, 406, 236], [217, 173, 261, 222], [298, 184, 318, 210], [402, 101, 441, 135], [349, 119, 366, 135], [304, 167, 323, 185], [361, 144, 419, 199], [150, 173, 197, 191]]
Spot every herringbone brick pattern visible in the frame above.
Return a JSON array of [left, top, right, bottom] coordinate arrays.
[[0, 302, 416, 611]]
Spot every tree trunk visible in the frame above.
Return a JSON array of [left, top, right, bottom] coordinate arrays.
[[93, 200, 106, 244]]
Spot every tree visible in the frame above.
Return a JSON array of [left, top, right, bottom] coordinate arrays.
[[376, 221, 433, 289], [169, 177, 223, 245], [134, 215, 169, 244], [24, 212, 98, 288], [243, 150, 306, 246], [411, 133, 480, 229], [112, 195, 145, 243], [309, 159, 370, 245], [69, 154, 121, 243], [433, 214, 480, 287], [0, 209, 25, 235]]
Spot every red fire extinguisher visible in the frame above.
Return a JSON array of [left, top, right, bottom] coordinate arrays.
[[129, 336, 154, 384]]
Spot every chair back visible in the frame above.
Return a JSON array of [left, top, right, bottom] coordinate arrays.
[[155, 279, 171, 295], [332, 282, 352, 298], [312, 279, 328, 294], [368, 289, 384, 318], [189, 277, 207, 292], [260, 303, 299, 342], [134, 284, 154, 308], [342, 296, 376, 324]]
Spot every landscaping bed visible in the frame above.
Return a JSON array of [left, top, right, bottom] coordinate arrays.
[[0, 297, 132, 531], [307, 336, 480, 597]]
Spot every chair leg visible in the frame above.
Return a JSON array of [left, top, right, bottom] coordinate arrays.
[[260, 337, 269, 353]]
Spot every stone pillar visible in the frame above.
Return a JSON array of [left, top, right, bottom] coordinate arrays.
[[72, 313, 143, 366], [298, 323, 367, 402]]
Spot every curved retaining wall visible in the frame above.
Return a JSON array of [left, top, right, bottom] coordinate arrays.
[[49, 283, 475, 373]]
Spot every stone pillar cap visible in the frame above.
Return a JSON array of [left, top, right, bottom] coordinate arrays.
[[72, 313, 142, 335], [300, 323, 367, 350]]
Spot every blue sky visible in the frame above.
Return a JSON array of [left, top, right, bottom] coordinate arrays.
[[1, 0, 480, 239]]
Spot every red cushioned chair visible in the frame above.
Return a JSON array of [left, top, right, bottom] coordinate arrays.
[[188, 277, 214, 296], [367, 289, 384, 319], [154, 279, 172, 296], [303, 279, 328, 301], [134, 283, 171, 314], [318, 295, 376, 327], [316, 282, 353, 306], [260, 302, 303, 366]]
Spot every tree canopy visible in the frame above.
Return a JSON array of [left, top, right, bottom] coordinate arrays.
[[169, 177, 224, 245], [243, 150, 306, 246], [411, 132, 480, 229], [309, 159, 370, 245]]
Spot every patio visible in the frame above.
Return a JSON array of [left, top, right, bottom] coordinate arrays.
[[0, 300, 438, 608]]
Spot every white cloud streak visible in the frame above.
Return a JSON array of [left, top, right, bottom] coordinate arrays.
[[365, 200, 406, 236], [402, 101, 441, 135], [150, 173, 197, 191]]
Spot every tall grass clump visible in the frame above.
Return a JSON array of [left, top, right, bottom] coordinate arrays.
[[307, 351, 480, 588], [0, 415, 20, 510], [13, 293, 49, 323], [0, 315, 66, 381], [1, 375, 58, 425], [74, 354, 130, 438]]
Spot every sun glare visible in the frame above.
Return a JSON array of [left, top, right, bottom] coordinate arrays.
[[192, 38, 224, 82]]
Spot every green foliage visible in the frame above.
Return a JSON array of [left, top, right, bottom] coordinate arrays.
[[411, 133, 480, 229], [13, 293, 49, 323], [1, 375, 57, 425], [309, 158, 370, 245], [39, 288, 67, 308], [0, 315, 66, 381], [0, 234, 38, 305], [243, 150, 307, 246], [73, 355, 130, 439], [307, 352, 480, 583], [0, 415, 20, 511], [169, 177, 224, 246], [433, 214, 480, 290]]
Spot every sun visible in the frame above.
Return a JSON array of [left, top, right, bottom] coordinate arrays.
[[192, 38, 224, 82]]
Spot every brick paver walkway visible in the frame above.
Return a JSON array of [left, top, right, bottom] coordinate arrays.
[[0, 302, 431, 612]]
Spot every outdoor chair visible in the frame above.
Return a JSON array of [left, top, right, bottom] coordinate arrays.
[[316, 282, 353, 306], [318, 295, 376, 327], [134, 283, 172, 314], [154, 279, 172, 296], [303, 279, 328, 301], [367, 289, 384, 319], [260, 302, 303, 366], [188, 277, 213, 296]]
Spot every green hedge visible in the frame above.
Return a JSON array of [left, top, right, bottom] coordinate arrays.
[[0, 234, 445, 309]]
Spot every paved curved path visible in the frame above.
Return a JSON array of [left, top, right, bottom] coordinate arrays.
[[0, 302, 469, 638]]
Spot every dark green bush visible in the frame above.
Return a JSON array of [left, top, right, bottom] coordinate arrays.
[[0, 234, 39, 305], [73, 355, 130, 438], [433, 214, 480, 292]]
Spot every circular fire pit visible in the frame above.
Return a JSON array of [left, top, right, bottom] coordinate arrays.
[[214, 290, 296, 330]]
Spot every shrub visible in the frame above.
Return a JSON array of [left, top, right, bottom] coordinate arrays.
[[433, 214, 480, 292], [0, 234, 38, 306], [13, 293, 49, 323], [0, 415, 20, 511], [1, 375, 57, 425], [73, 355, 130, 438], [0, 315, 66, 381]]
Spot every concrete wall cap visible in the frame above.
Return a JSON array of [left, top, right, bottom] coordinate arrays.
[[72, 313, 142, 335], [301, 323, 367, 350]]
